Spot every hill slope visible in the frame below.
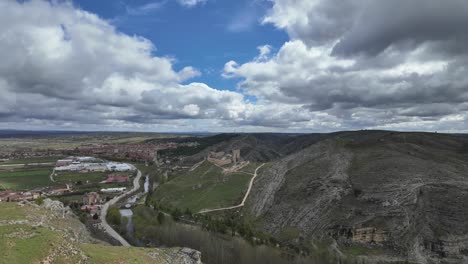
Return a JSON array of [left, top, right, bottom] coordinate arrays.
[[245, 131, 468, 263], [0, 200, 201, 264]]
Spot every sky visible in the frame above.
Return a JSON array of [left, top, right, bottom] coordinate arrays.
[[1, 0, 468, 133]]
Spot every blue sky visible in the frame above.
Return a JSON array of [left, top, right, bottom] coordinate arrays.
[[73, 0, 288, 92]]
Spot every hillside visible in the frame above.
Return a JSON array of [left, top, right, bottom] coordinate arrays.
[[177, 133, 326, 164], [0, 200, 202, 264], [245, 131, 468, 263]]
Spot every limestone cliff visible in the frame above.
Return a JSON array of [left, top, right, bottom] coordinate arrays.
[[246, 131, 468, 264]]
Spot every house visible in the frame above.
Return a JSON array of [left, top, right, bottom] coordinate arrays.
[[82, 192, 101, 205], [80, 205, 101, 215], [104, 174, 129, 183], [0, 190, 41, 202], [56, 159, 73, 167], [46, 184, 72, 196]]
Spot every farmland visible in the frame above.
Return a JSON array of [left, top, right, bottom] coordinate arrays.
[[54, 171, 107, 185], [0, 156, 62, 165], [0, 166, 55, 190]]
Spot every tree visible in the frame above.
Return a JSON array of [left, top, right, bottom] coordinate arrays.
[[184, 208, 192, 217], [107, 207, 121, 226], [172, 208, 182, 221], [157, 211, 165, 224]]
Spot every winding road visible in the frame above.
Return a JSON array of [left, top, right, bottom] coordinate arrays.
[[198, 163, 265, 214], [100, 168, 142, 247]]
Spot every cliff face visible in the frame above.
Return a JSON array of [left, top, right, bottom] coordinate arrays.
[[0, 200, 202, 264], [246, 131, 468, 263]]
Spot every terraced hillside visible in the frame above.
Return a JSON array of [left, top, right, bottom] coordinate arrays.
[[245, 131, 468, 263], [0, 201, 202, 264]]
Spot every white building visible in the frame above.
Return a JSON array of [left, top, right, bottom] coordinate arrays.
[[54, 163, 85, 171], [106, 162, 133, 172], [100, 187, 126, 193]]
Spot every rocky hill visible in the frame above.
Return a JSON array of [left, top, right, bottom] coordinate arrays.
[[180, 133, 327, 164], [0, 199, 202, 264], [244, 131, 468, 263]]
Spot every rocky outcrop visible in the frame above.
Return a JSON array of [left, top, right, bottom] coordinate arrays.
[[164, 248, 202, 264], [1, 200, 203, 264], [245, 131, 468, 263]]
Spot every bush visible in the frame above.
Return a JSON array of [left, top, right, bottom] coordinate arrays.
[[35, 197, 44, 206]]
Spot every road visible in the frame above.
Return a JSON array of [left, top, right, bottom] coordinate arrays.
[[100, 169, 142, 247], [198, 163, 265, 214]]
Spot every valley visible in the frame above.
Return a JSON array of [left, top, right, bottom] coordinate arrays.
[[1, 130, 468, 264]]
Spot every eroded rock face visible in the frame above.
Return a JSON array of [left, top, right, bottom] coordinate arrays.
[[247, 132, 468, 263], [164, 248, 202, 264]]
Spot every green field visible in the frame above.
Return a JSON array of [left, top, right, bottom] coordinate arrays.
[[0, 156, 62, 165], [55, 171, 107, 184], [0, 167, 55, 190], [153, 161, 252, 212]]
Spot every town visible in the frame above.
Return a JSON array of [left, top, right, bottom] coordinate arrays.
[[0, 141, 199, 163], [0, 155, 137, 226]]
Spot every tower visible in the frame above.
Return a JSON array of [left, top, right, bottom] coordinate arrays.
[[232, 149, 240, 165]]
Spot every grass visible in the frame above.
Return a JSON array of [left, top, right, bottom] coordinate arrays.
[[238, 162, 260, 174], [0, 156, 62, 165], [153, 161, 252, 212], [55, 171, 107, 184], [0, 202, 172, 264], [81, 244, 169, 264], [0, 203, 28, 220], [0, 167, 55, 190], [0, 225, 62, 264]]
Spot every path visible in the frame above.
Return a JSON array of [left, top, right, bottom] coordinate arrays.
[[100, 169, 142, 247], [198, 163, 265, 214], [49, 169, 56, 182], [189, 159, 206, 172]]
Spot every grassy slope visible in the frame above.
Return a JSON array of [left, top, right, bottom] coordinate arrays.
[[81, 244, 169, 264], [0, 202, 189, 264], [153, 161, 252, 212], [0, 225, 65, 264]]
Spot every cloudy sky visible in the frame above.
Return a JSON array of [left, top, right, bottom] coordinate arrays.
[[1, 0, 468, 132]]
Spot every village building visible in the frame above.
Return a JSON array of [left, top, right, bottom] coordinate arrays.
[[207, 149, 241, 167], [82, 192, 101, 205], [104, 174, 129, 183], [101, 187, 126, 193], [352, 227, 388, 243], [56, 159, 74, 167], [106, 162, 133, 172], [0, 190, 41, 202], [80, 204, 101, 215]]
